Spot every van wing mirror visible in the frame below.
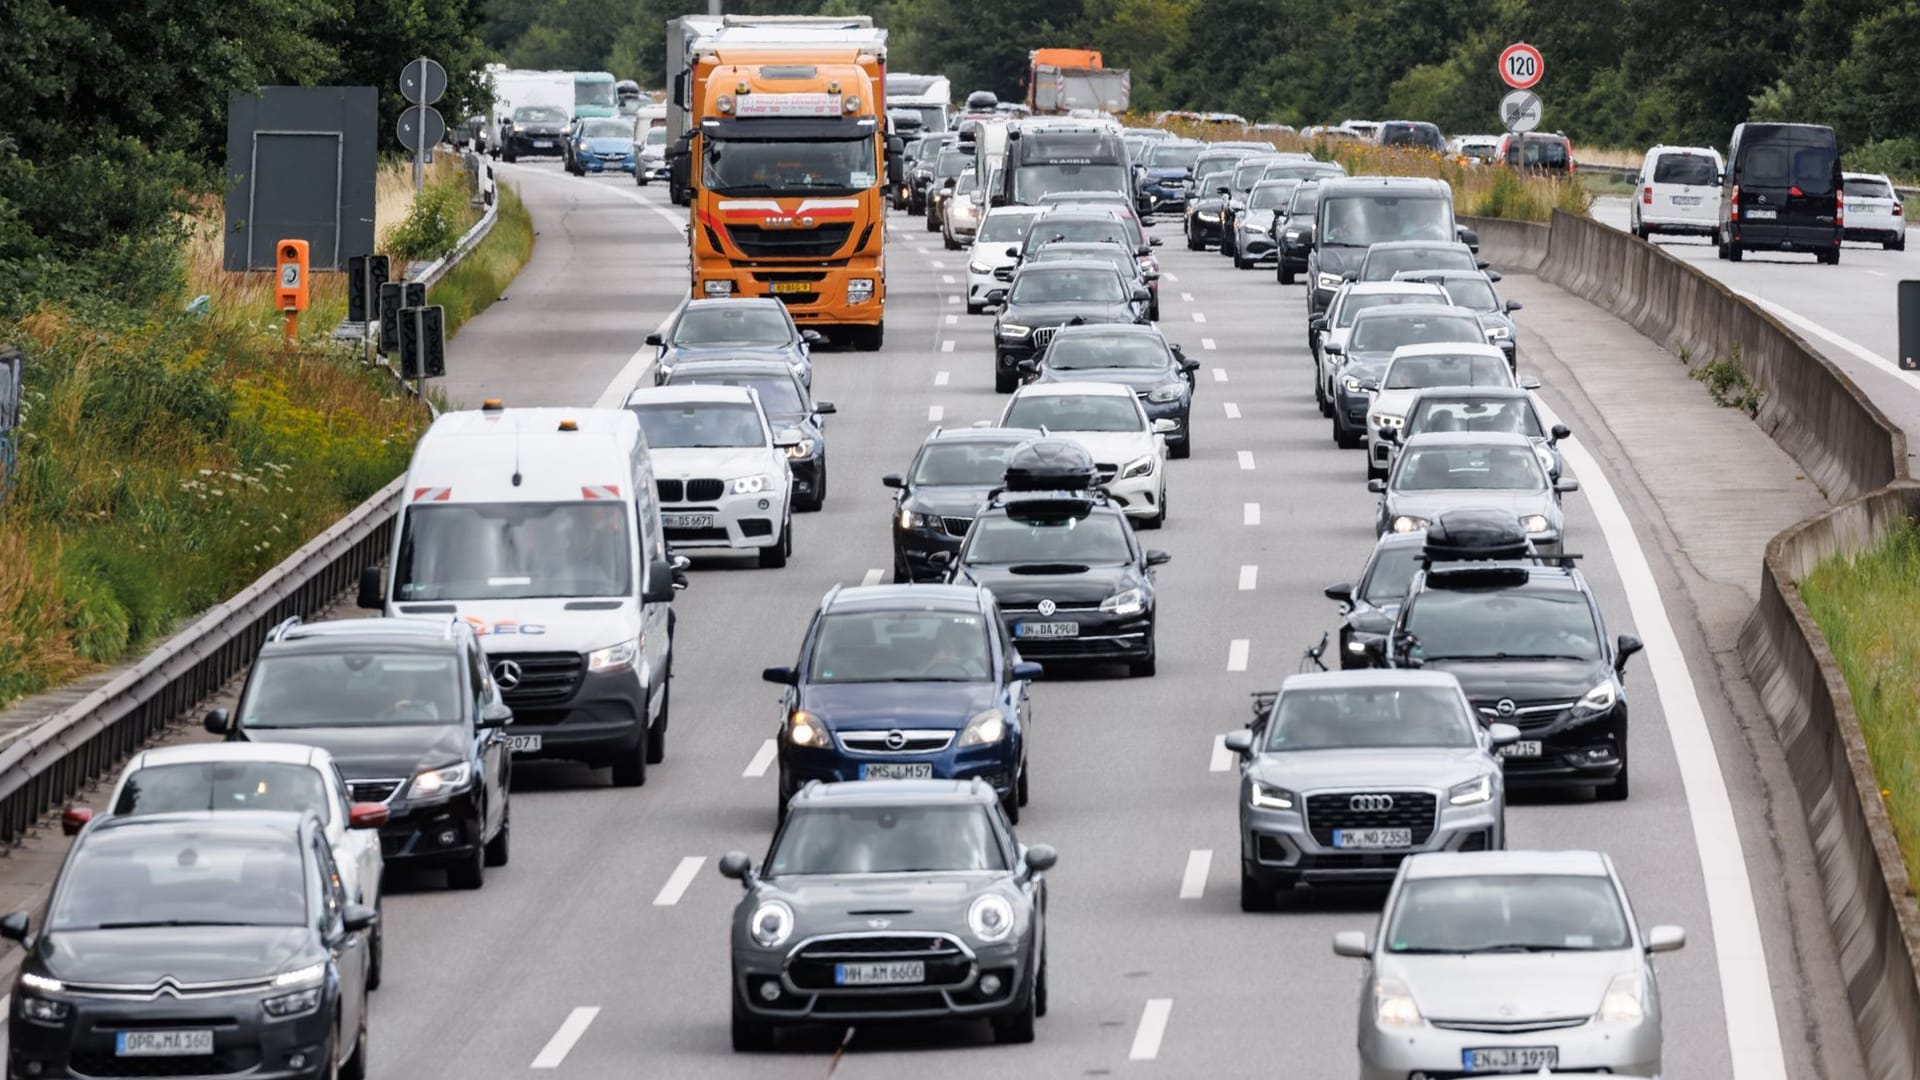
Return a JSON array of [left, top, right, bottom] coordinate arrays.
[[643, 558, 677, 603], [357, 566, 384, 610]]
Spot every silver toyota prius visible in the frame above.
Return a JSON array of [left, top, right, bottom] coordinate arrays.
[[1334, 849, 1685, 1079]]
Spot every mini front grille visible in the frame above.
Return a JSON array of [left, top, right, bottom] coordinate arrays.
[[1474, 698, 1577, 732], [787, 934, 972, 992], [70, 1049, 262, 1078], [665, 526, 730, 542], [656, 479, 682, 502], [493, 652, 583, 708], [773, 291, 821, 306], [1000, 600, 1100, 613], [1094, 464, 1118, 484], [348, 779, 404, 804], [1303, 791, 1437, 847], [940, 516, 973, 537], [657, 478, 725, 503]]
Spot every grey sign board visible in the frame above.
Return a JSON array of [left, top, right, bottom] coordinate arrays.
[[224, 86, 378, 272]]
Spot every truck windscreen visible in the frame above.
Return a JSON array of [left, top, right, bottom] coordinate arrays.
[[1320, 196, 1453, 247], [395, 502, 633, 601], [704, 137, 875, 195], [1013, 163, 1130, 205]]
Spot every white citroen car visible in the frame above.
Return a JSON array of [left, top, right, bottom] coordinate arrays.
[[967, 206, 1044, 315], [624, 384, 800, 567], [998, 381, 1172, 527]]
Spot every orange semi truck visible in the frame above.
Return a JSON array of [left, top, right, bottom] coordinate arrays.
[[685, 21, 898, 351]]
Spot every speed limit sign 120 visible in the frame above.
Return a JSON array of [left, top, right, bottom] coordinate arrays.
[[1500, 42, 1544, 90]]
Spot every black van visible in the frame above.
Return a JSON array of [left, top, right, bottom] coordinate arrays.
[[1715, 122, 1843, 264]]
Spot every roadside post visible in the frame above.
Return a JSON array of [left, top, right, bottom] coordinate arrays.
[[0, 346, 20, 503], [378, 281, 427, 356], [347, 254, 392, 370], [398, 305, 448, 400], [275, 240, 310, 345], [1900, 280, 1920, 371], [400, 58, 449, 194]]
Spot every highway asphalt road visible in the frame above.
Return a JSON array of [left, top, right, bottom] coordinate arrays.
[[1592, 195, 1920, 460]]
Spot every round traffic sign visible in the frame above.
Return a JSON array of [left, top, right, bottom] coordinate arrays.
[[1500, 90, 1543, 134], [397, 105, 447, 153], [1499, 42, 1544, 90], [401, 57, 448, 107]]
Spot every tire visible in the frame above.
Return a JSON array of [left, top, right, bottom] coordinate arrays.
[[945, 234, 960, 251], [1727, 241, 1743, 262], [611, 729, 648, 787], [1002, 790, 1019, 825], [484, 800, 510, 867], [1233, 254, 1252, 270], [447, 839, 485, 890], [1186, 228, 1204, 251], [1333, 414, 1362, 449], [995, 365, 1019, 394], [503, 150, 517, 164], [340, 1001, 368, 1080], [646, 670, 670, 764], [731, 986, 775, 1052], [1890, 236, 1906, 252], [775, 766, 792, 823], [990, 977, 1037, 1045], [1017, 760, 1030, 807], [893, 553, 911, 584], [1822, 246, 1841, 265], [366, 899, 383, 991], [967, 303, 985, 315], [1149, 301, 1160, 322], [1597, 722, 1630, 801], [1034, 948, 1049, 1017], [849, 322, 884, 351], [1280, 267, 1294, 285], [1129, 650, 1157, 678], [758, 520, 790, 568], [1240, 868, 1276, 913], [926, 211, 940, 233], [1169, 436, 1191, 460], [1366, 459, 1387, 482]]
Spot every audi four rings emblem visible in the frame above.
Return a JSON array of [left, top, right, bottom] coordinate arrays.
[[1037, 599, 1057, 616], [1495, 698, 1518, 717], [493, 660, 523, 690], [884, 730, 907, 750], [1349, 794, 1395, 813]]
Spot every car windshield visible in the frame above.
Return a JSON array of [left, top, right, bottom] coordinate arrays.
[[1350, 314, 1485, 352], [912, 441, 1020, 485], [1149, 144, 1202, 168], [1264, 685, 1474, 751], [1519, 137, 1570, 168], [1003, 393, 1141, 432], [1385, 874, 1631, 953], [50, 830, 308, 930], [1747, 142, 1837, 194], [394, 501, 632, 601], [1364, 248, 1476, 280], [1362, 544, 1422, 605], [1009, 268, 1126, 303], [580, 119, 633, 139], [979, 210, 1040, 242], [703, 136, 874, 195], [1381, 122, 1444, 149], [577, 79, 617, 109], [1231, 161, 1273, 193], [1031, 247, 1131, 277], [964, 511, 1132, 565], [1026, 219, 1130, 250], [1321, 195, 1453, 246], [643, 127, 666, 148], [954, 171, 978, 195], [1395, 444, 1545, 491], [669, 374, 804, 416], [116, 762, 331, 822], [1435, 278, 1499, 311], [671, 305, 790, 346], [241, 653, 462, 727], [1844, 176, 1895, 200], [1403, 590, 1602, 661], [1013, 163, 1131, 204], [809, 611, 992, 683], [1289, 188, 1322, 216], [1385, 353, 1511, 389], [769, 804, 1006, 875], [514, 106, 568, 125], [629, 402, 765, 449], [1046, 335, 1166, 370], [1653, 153, 1718, 186], [1408, 398, 1543, 438], [1336, 291, 1446, 328], [1249, 184, 1297, 210]]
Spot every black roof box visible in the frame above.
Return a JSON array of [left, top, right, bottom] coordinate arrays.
[[1003, 437, 1097, 491], [1422, 509, 1531, 562]]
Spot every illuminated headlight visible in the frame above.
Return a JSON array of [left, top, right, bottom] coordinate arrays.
[[1368, 412, 1403, 430], [1147, 382, 1185, 403], [1346, 639, 1368, 654], [21, 972, 64, 994], [1196, 211, 1221, 222], [968, 262, 993, 275], [272, 962, 326, 989], [1316, 272, 1345, 291], [1572, 678, 1619, 718], [1284, 229, 1302, 240], [263, 986, 322, 1018], [786, 710, 825, 747], [410, 762, 472, 797], [956, 708, 1007, 747], [20, 996, 70, 1022], [967, 894, 1015, 942], [997, 323, 1031, 339], [1597, 971, 1646, 1024], [848, 278, 876, 303], [588, 639, 639, 673], [1249, 780, 1294, 810], [1485, 325, 1512, 341], [785, 438, 817, 459], [1119, 454, 1155, 479], [1099, 588, 1144, 616], [1448, 774, 1494, 806], [1373, 977, 1424, 1028], [1520, 513, 1551, 536], [897, 508, 932, 530], [731, 473, 777, 495], [702, 280, 734, 297], [749, 901, 794, 948], [1341, 374, 1369, 394], [1390, 515, 1430, 533]]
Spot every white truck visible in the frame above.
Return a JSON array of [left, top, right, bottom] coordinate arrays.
[[888, 73, 953, 134]]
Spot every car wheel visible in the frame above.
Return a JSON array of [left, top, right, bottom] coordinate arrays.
[[1239, 867, 1276, 912], [893, 553, 911, 584], [1334, 414, 1363, 450], [611, 729, 648, 787], [1822, 245, 1841, 265], [1129, 649, 1157, 678], [1034, 946, 1049, 1017], [775, 766, 792, 823], [1185, 227, 1202, 251], [447, 836, 485, 890], [1169, 435, 1191, 460], [1149, 301, 1160, 322], [989, 975, 1038, 1044], [1495, 807, 1508, 850], [1233, 253, 1251, 270], [995, 365, 1019, 394], [1890, 236, 1906, 252], [926, 212, 940, 233], [1017, 759, 1030, 807], [1597, 723, 1630, 801], [646, 670, 670, 764], [1366, 459, 1387, 482], [1002, 790, 1020, 825], [484, 799, 510, 867], [758, 519, 791, 569], [1315, 372, 1331, 416], [732, 985, 776, 1052], [1727, 241, 1743, 262], [366, 898, 384, 991], [967, 302, 985, 315], [849, 322, 885, 351]]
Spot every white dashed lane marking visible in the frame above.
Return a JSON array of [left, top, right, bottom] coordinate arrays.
[[1178, 850, 1213, 900], [1211, 368, 1228, 382], [942, 274, 956, 284], [1238, 565, 1257, 590], [1210, 734, 1234, 772], [934, 371, 950, 386], [1191, 311, 1207, 323], [1226, 639, 1250, 671], [941, 340, 955, 353], [928, 405, 945, 422], [743, 739, 777, 778], [530, 1007, 601, 1069], [1223, 402, 1241, 419], [1129, 999, 1173, 1060], [1243, 502, 1260, 526], [861, 568, 885, 586], [1237, 450, 1255, 471], [946, 314, 958, 324], [1180, 291, 1195, 302], [1201, 338, 1217, 350], [652, 857, 705, 906]]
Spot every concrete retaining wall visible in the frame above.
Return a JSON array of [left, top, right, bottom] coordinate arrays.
[[1460, 215, 1549, 274]]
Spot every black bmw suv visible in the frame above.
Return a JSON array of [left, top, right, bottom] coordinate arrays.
[[209, 617, 514, 890]]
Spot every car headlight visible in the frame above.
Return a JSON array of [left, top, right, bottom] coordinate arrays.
[[1520, 513, 1551, 536], [1119, 453, 1155, 479], [1147, 382, 1185, 403], [967, 894, 1015, 943], [1248, 780, 1294, 810], [410, 762, 472, 797], [1597, 970, 1645, 1024], [1341, 374, 1369, 394], [20, 996, 69, 1022], [1316, 272, 1345, 291], [1284, 228, 1302, 240], [1368, 412, 1403, 430], [272, 962, 326, 989], [1099, 588, 1145, 616], [1390, 515, 1430, 533], [1196, 211, 1221, 222], [749, 900, 794, 948], [1485, 325, 1512, 340], [997, 323, 1031, 339], [968, 262, 993, 275], [20, 972, 64, 994], [263, 986, 322, 1018], [787, 709, 825, 747], [848, 278, 875, 303], [1448, 774, 1494, 806], [731, 473, 777, 495], [784, 438, 817, 460], [956, 708, 1007, 747], [1373, 977, 1424, 1028], [588, 639, 639, 673], [1573, 678, 1619, 718], [897, 508, 933, 530], [702, 280, 734, 296]]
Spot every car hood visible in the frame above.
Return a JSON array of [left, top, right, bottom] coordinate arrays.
[[1379, 950, 1632, 1023], [1044, 429, 1155, 464], [1371, 387, 1436, 419], [1385, 488, 1555, 524], [1036, 368, 1174, 393], [516, 124, 566, 135], [799, 681, 999, 732], [1316, 245, 1367, 276], [240, 723, 467, 781], [1240, 209, 1278, 231], [1413, 658, 1608, 704], [40, 925, 318, 988], [1142, 167, 1192, 184], [754, 872, 1015, 928], [649, 446, 777, 481], [1190, 195, 1227, 212], [958, 564, 1134, 607], [390, 597, 641, 656], [1337, 357, 1389, 385], [903, 485, 996, 517], [969, 246, 1019, 269], [1250, 746, 1489, 792], [1001, 303, 1135, 326]]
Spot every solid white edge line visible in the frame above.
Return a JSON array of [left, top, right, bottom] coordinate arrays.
[[1530, 393, 1787, 1079], [1745, 294, 1920, 392], [1178, 850, 1213, 899], [1223, 402, 1241, 419], [1209, 734, 1233, 772], [1226, 639, 1250, 672], [1236, 450, 1255, 470], [1129, 998, 1173, 1060], [1238, 564, 1257, 590], [530, 1006, 601, 1069], [928, 405, 945, 422], [1242, 502, 1260, 526], [861, 568, 884, 586], [651, 856, 705, 907], [743, 739, 778, 778]]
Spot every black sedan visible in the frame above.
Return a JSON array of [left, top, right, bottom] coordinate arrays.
[[661, 357, 838, 511], [1021, 323, 1199, 458], [4, 812, 374, 1080], [885, 426, 1046, 582], [1323, 531, 1426, 669], [989, 262, 1151, 393], [647, 298, 823, 389], [501, 104, 570, 162]]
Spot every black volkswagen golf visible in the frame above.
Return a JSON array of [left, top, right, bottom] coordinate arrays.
[[3, 812, 373, 1080]]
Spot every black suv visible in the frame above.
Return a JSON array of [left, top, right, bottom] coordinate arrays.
[[1716, 121, 1843, 264], [209, 617, 514, 890], [886, 426, 1047, 582], [1376, 511, 1642, 799]]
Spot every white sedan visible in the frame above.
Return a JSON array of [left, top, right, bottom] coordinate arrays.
[[998, 381, 1173, 527]]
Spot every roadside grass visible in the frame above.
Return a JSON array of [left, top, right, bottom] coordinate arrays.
[[430, 183, 533, 339], [1579, 170, 1638, 199], [1572, 145, 1642, 171], [1799, 519, 1920, 896]]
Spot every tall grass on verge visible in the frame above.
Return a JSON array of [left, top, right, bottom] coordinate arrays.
[[430, 184, 534, 340], [1799, 519, 1920, 895]]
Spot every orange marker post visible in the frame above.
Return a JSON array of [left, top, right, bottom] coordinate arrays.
[[276, 240, 310, 346]]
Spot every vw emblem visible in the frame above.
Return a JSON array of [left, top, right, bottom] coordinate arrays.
[[884, 729, 908, 750], [866, 918, 891, 929], [1349, 793, 1395, 813], [493, 660, 523, 690], [1037, 599, 1057, 616], [1495, 698, 1517, 717]]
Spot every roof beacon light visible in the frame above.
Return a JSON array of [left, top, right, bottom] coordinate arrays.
[[558, 419, 579, 432]]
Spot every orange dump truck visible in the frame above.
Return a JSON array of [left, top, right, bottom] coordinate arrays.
[[1027, 48, 1131, 114]]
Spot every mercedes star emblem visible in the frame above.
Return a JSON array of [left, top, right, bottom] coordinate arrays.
[[1349, 793, 1395, 813], [1037, 598, 1057, 616], [493, 659, 523, 690], [1495, 698, 1517, 717], [884, 729, 908, 750]]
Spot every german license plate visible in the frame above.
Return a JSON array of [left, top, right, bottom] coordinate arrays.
[[662, 513, 716, 528], [1463, 1046, 1558, 1072], [507, 734, 542, 753], [1746, 208, 1778, 220], [1499, 741, 1544, 758], [860, 762, 933, 780], [1016, 621, 1078, 639], [772, 281, 810, 294], [1672, 195, 1701, 206], [1332, 828, 1412, 849], [117, 1031, 213, 1057], [533, 140, 553, 148], [835, 960, 924, 986]]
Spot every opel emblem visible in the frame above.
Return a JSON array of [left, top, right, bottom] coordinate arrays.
[[1495, 698, 1517, 717], [1037, 599, 1057, 616], [1349, 793, 1395, 813], [884, 729, 907, 750], [866, 918, 891, 929], [493, 659, 523, 690]]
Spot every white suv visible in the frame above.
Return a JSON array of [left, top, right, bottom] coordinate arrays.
[[1630, 145, 1724, 239], [624, 385, 799, 568], [998, 381, 1172, 528], [967, 206, 1044, 314], [1842, 172, 1907, 251]]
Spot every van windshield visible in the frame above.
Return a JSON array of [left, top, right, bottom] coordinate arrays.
[[395, 502, 633, 601], [1321, 195, 1453, 247]]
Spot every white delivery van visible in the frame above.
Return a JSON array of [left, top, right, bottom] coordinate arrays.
[[360, 404, 683, 787]]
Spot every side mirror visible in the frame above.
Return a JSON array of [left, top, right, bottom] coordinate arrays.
[[1518, 375, 1542, 390], [1332, 930, 1371, 958], [1004, 247, 1020, 259], [1361, 379, 1379, 392], [1180, 358, 1200, 373], [0, 912, 30, 945], [341, 903, 377, 934], [348, 802, 390, 829], [1323, 582, 1354, 607], [1151, 418, 1178, 434], [1322, 341, 1343, 356], [1366, 479, 1386, 494], [1011, 661, 1044, 682], [1016, 359, 1040, 372], [1505, 300, 1524, 313], [1475, 258, 1492, 270], [1145, 549, 1172, 566], [1136, 244, 1153, 258], [645, 332, 664, 347], [1223, 729, 1254, 757], [643, 558, 678, 604], [1487, 722, 1521, 746], [1555, 477, 1581, 494], [1646, 924, 1686, 953], [1144, 270, 1161, 282], [774, 429, 805, 449], [718, 851, 756, 885], [1308, 315, 1328, 332], [204, 708, 232, 735], [1216, 185, 1230, 196], [986, 288, 1007, 304], [60, 807, 93, 836], [1342, 272, 1357, 282], [1024, 844, 1059, 873], [943, 178, 957, 190], [1616, 634, 1644, 672], [1150, 237, 1164, 247], [801, 329, 826, 345], [928, 551, 955, 569], [1132, 286, 1152, 302], [761, 666, 796, 685], [882, 472, 906, 489], [814, 401, 836, 415], [479, 699, 514, 728], [357, 566, 383, 610]]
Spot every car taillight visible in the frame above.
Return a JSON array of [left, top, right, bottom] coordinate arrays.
[[1729, 184, 1741, 221], [1894, 201, 1903, 217], [1641, 186, 1653, 205], [1836, 189, 1844, 226], [1789, 185, 1805, 197]]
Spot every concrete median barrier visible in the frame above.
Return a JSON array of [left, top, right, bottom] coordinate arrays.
[[1460, 215, 1549, 273]]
